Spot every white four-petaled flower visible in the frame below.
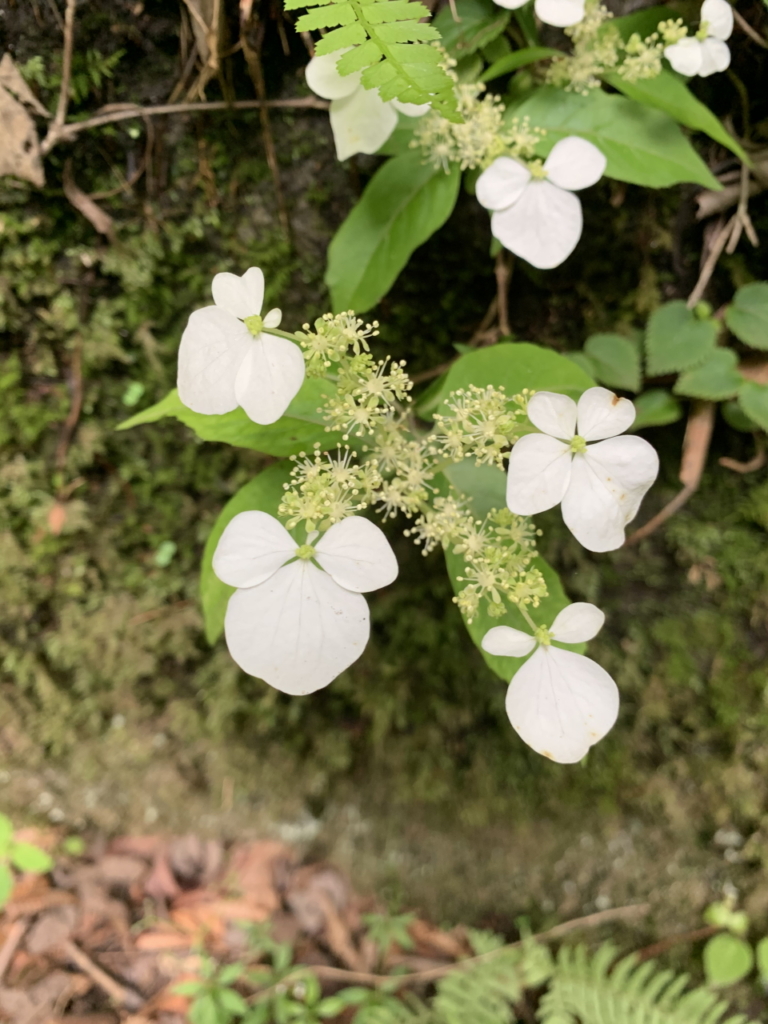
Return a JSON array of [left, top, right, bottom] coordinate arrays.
[[492, 0, 585, 28], [305, 52, 430, 162], [475, 137, 607, 270], [177, 267, 305, 426], [664, 0, 733, 78], [506, 387, 659, 552], [482, 602, 618, 763], [213, 511, 398, 695]]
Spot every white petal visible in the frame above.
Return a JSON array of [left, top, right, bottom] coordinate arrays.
[[527, 391, 577, 440], [505, 646, 619, 763], [534, 0, 585, 27], [234, 334, 306, 426], [212, 267, 264, 320], [491, 180, 583, 270], [263, 308, 282, 329], [476, 157, 531, 212], [664, 38, 703, 76], [550, 602, 605, 644], [482, 625, 537, 658], [213, 511, 296, 588], [390, 99, 431, 117], [330, 87, 398, 161], [576, 386, 636, 441], [177, 306, 251, 415], [506, 434, 572, 516], [224, 562, 369, 695], [561, 435, 659, 552], [702, 0, 733, 39], [315, 516, 398, 593], [544, 137, 606, 192], [305, 51, 359, 101], [698, 37, 730, 75], [491, 0, 528, 8]]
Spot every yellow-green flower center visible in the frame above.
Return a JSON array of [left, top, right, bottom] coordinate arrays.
[[528, 159, 548, 181], [534, 625, 553, 646], [244, 314, 263, 337], [569, 434, 588, 454], [695, 20, 710, 39], [295, 543, 316, 561]]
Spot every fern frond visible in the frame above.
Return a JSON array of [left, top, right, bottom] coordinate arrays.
[[287, 0, 461, 121], [537, 944, 757, 1024]]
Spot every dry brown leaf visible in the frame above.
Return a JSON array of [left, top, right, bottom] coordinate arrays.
[[108, 836, 165, 861], [0, 83, 44, 187], [95, 855, 147, 889], [224, 840, 291, 916], [144, 850, 182, 904], [134, 930, 191, 953], [0, 53, 50, 117], [62, 161, 115, 239], [25, 906, 77, 955], [285, 865, 349, 935], [168, 836, 222, 889], [409, 920, 465, 961]]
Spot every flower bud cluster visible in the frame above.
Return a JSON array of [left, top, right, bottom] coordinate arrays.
[[431, 385, 529, 468], [279, 445, 381, 531], [295, 312, 379, 376]]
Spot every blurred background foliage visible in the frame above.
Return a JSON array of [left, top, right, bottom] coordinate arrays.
[[1, 0, 768, 938]]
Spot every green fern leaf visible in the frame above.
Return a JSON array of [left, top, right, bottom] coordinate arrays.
[[537, 944, 758, 1024], [292, 0, 461, 120]]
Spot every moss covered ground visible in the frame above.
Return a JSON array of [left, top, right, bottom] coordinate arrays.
[[2, 0, 768, 964]]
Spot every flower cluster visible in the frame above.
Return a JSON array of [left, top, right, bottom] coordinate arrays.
[[279, 446, 381, 532], [326, 354, 413, 439], [296, 312, 379, 376], [545, 0, 662, 94], [431, 385, 528, 468], [661, 0, 733, 78]]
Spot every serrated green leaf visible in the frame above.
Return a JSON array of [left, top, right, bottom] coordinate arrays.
[[645, 301, 718, 376], [703, 933, 754, 987], [434, 0, 510, 55], [603, 70, 749, 164], [480, 46, 561, 82], [117, 382, 341, 457], [337, 41, 383, 74], [366, 0, 430, 20], [10, 842, 53, 874], [510, 87, 721, 190], [326, 152, 461, 314], [200, 463, 294, 645], [674, 348, 742, 401], [630, 388, 683, 429], [296, 3, 356, 29], [315, 23, 368, 52], [0, 864, 12, 908], [375, 21, 439, 41], [725, 282, 768, 350], [583, 332, 641, 392], [738, 381, 768, 432]]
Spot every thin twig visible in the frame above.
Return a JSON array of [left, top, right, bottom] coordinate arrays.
[[634, 925, 719, 963], [60, 940, 143, 1010], [494, 250, 512, 337], [0, 919, 29, 981], [410, 359, 455, 385], [719, 436, 766, 474], [686, 215, 736, 309], [41, 97, 329, 154], [726, 161, 760, 253], [51, 0, 76, 130], [732, 8, 768, 49]]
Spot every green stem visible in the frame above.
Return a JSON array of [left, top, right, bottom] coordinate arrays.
[[518, 605, 539, 632]]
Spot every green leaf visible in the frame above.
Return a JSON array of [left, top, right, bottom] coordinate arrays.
[[189, 993, 221, 1024], [630, 388, 683, 429], [175, 981, 207, 997], [674, 348, 742, 401], [583, 333, 641, 392], [510, 87, 721, 189], [117, 381, 341, 457], [10, 842, 53, 874], [756, 937, 768, 983], [216, 988, 249, 1015], [737, 381, 768, 432], [721, 398, 758, 433], [426, 341, 595, 419], [610, 5, 675, 40], [434, 0, 510, 56], [645, 301, 718, 376], [0, 814, 13, 856], [200, 463, 294, 645], [603, 70, 749, 164], [702, 933, 754, 987], [217, 964, 244, 986], [0, 864, 12, 908], [326, 152, 461, 314], [480, 46, 561, 82], [725, 282, 768, 350]]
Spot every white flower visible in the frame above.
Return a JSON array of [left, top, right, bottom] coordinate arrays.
[[492, 0, 585, 28], [177, 267, 305, 426], [475, 137, 606, 269], [213, 511, 398, 695], [664, 0, 733, 77], [506, 387, 659, 552], [482, 603, 618, 763], [305, 52, 430, 162]]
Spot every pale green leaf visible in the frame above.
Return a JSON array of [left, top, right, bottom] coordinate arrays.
[[645, 301, 718, 376], [326, 152, 461, 314], [200, 463, 294, 645], [117, 382, 341, 457], [725, 282, 768, 350], [510, 87, 721, 189], [702, 933, 754, 987], [0, 864, 12, 908], [583, 332, 641, 392], [755, 936, 768, 983], [630, 388, 683, 429], [738, 381, 768, 432], [603, 70, 749, 164], [10, 842, 53, 874], [674, 348, 742, 401]]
